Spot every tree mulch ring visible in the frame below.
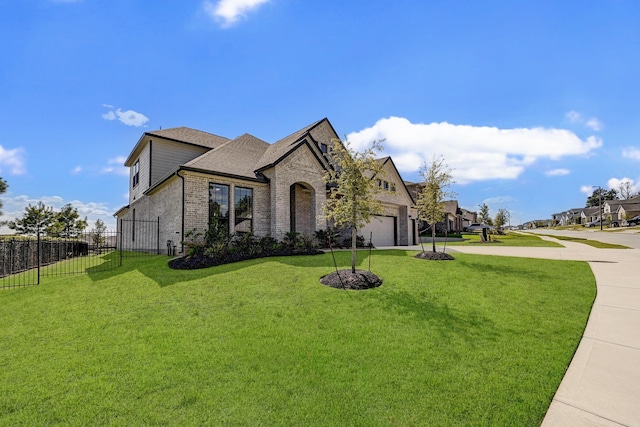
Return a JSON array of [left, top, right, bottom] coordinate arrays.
[[414, 251, 455, 261], [320, 269, 383, 290]]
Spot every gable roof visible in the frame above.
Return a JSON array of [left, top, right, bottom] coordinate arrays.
[[255, 118, 330, 172], [145, 127, 230, 149], [374, 156, 416, 204], [183, 133, 270, 180]]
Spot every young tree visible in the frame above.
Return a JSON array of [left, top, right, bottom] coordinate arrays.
[[7, 202, 55, 236], [414, 156, 455, 252], [92, 219, 107, 248], [0, 178, 8, 217], [478, 203, 493, 226], [494, 208, 510, 233], [323, 138, 384, 273], [47, 203, 88, 237]]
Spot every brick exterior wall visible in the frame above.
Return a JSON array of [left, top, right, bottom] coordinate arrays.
[[182, 172, 271, 239]]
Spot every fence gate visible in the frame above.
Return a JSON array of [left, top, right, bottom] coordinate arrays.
[[0, 219, 160, 289]]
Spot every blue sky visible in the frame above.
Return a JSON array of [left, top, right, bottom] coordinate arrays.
[[1, 0, 639, 229]]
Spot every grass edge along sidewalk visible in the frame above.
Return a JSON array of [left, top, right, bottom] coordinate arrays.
[[0, 251, 595, 426]]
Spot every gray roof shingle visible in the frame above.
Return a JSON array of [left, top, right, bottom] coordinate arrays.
[[255, 118, 326, 171], [184, 133, 270, 180], [146, 127, 230, 149]]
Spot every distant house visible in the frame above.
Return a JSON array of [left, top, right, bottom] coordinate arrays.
[[604, 196, 640, 222], [580, 206, 600, 224], [114, 118, 419, 253], [551, 212, 565, 226]]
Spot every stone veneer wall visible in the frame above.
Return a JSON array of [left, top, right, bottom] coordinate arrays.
[[263, 144, 327, 240]]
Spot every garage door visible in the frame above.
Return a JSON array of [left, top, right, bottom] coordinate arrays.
[[360, 216, 396, 247]]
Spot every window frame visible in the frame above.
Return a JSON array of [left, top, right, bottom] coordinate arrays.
[[132, 160, 140, 188], [234, 186, 253, 234], [209, 183, 230, 235]]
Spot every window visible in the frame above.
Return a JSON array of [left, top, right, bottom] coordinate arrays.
[[234, 187, 253, 234], [132, 160, 140, 187], [209, 183, 229, 235], [319, 143, 328, 154]]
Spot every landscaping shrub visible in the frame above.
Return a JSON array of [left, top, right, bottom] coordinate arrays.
[[171, 229, 322, 270], [314, 227, 369, 249]]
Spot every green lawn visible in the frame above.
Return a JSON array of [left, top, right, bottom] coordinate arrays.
[[0, 251, 595, 426], [440, 232, 563, 247], [533, 234, 630, 249]]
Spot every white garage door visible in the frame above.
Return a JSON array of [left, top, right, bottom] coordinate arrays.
[[361, 216, 396, 247]]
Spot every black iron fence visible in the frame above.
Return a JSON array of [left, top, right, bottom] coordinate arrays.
[[1, 219, 160, 289]]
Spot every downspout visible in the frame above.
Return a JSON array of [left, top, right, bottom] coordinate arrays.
[[177, 169, 185, 254]]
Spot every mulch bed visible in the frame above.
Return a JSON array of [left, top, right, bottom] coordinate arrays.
[[168, 249, 324, 270], [414, 251, 455, 261], [319, 269, 383, 290]]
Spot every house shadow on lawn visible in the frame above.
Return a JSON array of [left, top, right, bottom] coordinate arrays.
[[85, 251, 333, 288]]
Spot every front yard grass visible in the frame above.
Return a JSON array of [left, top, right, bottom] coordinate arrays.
[[0, 251, 595, 426], [442, 232, 563, 247], [534, 234, 630, 249]]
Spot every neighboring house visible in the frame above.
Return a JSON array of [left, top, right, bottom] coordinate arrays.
[[404, 181, 467, 233], [460, 208, 477, 230], [604, 196, 640, 222], [114, 118, 418, 253], [551, 212, 564, 226], [580, 206, 600, 224], [565, 208, 583, 225]]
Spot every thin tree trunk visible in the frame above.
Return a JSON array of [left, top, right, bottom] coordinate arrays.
[[351, 227, 357, 273], [431, 223, 436, 252], [351, 195, 357, 274]]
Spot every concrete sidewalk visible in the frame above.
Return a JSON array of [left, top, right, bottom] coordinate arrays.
[[435, 238, 640, 426]]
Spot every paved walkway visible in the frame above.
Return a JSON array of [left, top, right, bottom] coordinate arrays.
[[431, 237, 640, 426]]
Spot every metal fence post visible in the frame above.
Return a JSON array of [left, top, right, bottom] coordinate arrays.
[[119, 218, 123, 267], [37, 231, 41, 285]]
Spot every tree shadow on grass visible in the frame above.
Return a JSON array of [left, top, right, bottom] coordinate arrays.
[[368, 288, 500, 345], [453, 256, 567, 283]]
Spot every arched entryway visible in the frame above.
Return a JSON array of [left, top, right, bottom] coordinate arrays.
[[290, 182, 316, 235]]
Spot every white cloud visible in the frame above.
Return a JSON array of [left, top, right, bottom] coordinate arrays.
[[0, 145, 26, 175], [102, 105, 149, 127], [545, 168, 570, 177], [203, 0, 270, 27], [565, 110, 582, 123], [102, 111, 116, 121], [483, 196, 516, 206], [623, 147, 640, 161], [101, 156, 128, 176], [565, 110, 603, 132], [607, 177, 640, 194], [0, 194, 116, 233], [71, 166, 82, 174], [346, 117, 602, 184], [580, 185, 595, 195], [585, 118, 603, 131]]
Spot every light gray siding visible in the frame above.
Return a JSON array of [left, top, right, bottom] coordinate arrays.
[[129, 143, 151, 203], [151, 139, 210, 185]]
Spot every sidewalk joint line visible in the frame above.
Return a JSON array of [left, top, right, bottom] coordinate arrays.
[[551, 399, 629, 426]]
